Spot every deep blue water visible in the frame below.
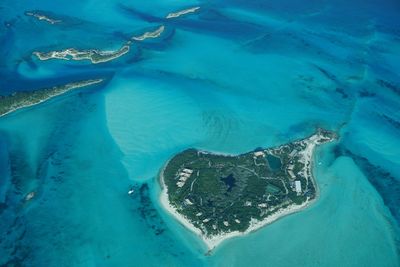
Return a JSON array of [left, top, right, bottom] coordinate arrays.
[[0, 0, 399, 266]]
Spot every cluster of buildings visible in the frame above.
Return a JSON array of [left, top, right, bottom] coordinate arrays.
[[294, 180, 302, 195], [253, 151, 266, 158], [286, 149, 303, 195], [287, 149, 298, 179], [287, 164, 296, 179], [176, 168, 194, 188], [287, 165, 302, 195]]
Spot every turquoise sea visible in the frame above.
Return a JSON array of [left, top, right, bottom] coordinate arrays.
[[0, 0, 399, 266]]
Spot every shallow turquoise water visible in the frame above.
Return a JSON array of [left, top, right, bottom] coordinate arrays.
[[0, 0, 399, 266]]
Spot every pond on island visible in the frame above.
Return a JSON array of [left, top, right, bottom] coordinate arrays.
[[267, 154, 282, 171], [221, 173, 236, 192]]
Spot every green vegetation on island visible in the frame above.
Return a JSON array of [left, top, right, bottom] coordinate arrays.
[[0, 79, 104, 117], [32, 24, 164, 64], [25, 10, 61, 24], [166, 7, 201, 19], [31, 5, 201, 65], [161, 129, 336, 237], [33, 45, 130, 64], [132, 26, 165, 41]]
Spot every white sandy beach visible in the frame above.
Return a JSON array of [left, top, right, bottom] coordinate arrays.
[[160, 171, 315, 251]]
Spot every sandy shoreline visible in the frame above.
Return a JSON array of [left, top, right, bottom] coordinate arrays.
[[158, 133, 330, 252], [160, 168, 316, 251], [160, 174, 317, 251]]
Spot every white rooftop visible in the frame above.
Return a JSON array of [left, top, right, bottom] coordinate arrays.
[[295, 180, 302, 193], [182, 168, 194, 174], [254, 151, 265, 157]]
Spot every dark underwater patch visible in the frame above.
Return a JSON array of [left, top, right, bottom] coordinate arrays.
[[358, 89, 376, 98], [0, 194, 31, 266], [243, 28, 335, 63], [9, 153, 31, 194], [382, 114, 400, 131], [137, 183, 166, 236], [3, 19, 17, 29], [313, 65, 338, 82], [118, 5, 163, 23], [377, 79, 400, 95], [334, 145, 400, 225], [0, 203, 6, 215], [166, 11, 264, 41], [335, 87, 348, 99]]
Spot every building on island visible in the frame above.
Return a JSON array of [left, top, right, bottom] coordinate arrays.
[[176, 168, 194, 187], [287, 164, 296, 179], [179, 172, 191, 178], [254, 151, 265, 157], [288, 170, 296, 179], [295, 180, 302, 195], [289, 150, 298, 158], [182, 168, 194, 174]]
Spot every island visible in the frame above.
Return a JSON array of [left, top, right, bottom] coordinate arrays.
[[166, 7, 200, 19], [0, 78, 104, 117], [33, 45, 130, 64], [132, 26, 165, 41], [33, 23, 171, 64], [160, 129, 336, 252], [25, 10, 61, 24]]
